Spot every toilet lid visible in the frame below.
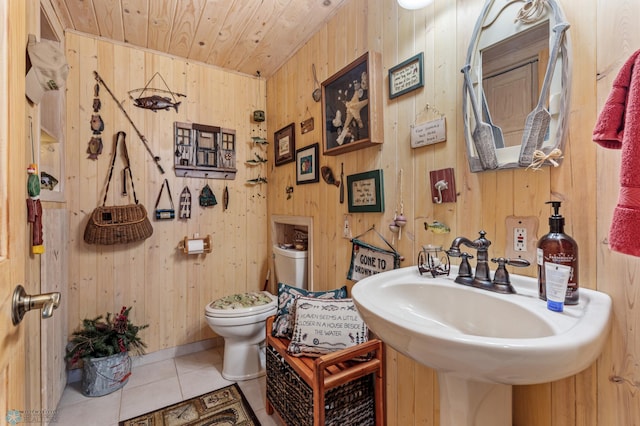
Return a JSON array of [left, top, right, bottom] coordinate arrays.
[[205, 291, 276, 317]]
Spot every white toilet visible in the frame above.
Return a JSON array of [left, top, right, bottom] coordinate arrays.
[[204, 291, 276, 380], [204, 245, 307, 381], [272, 245, 308, 290]]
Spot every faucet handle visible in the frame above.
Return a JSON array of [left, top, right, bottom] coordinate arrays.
[[490, 258, 530, 294], [458, 252, 474, 278], [496, 258, 530, 268]]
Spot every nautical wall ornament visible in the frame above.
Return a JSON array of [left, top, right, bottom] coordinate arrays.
[[347, 226, 402, 282], [94, 71, 165, 174], [199, 184, 217, 207], [179, 187, 191, 219], [253, 110, 265, 122], [129, 72, 185, 113], [174, 121, 237, 179], [87, 82, 104, 160], [154, 179, 175, 220]]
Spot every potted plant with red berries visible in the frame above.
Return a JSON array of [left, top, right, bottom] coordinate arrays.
[[65, 306, 148, 397]]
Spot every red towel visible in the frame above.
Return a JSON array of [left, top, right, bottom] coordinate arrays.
[[593, 49, 640, 256]]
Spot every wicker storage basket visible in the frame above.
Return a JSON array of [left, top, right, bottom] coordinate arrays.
[[84, 204, 153, 245], [266, 345, 376, 426]]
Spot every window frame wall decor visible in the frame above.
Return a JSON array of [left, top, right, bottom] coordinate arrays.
[[321, 51, 384, 156], [174, 121, 236, 179]]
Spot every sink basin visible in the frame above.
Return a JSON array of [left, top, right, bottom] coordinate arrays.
[[352, 265, 612, 426]]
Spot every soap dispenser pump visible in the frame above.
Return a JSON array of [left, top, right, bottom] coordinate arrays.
[[537, 201, 579, 304]]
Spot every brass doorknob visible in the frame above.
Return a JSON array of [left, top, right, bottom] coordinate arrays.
[[12, 285, 61, 325]]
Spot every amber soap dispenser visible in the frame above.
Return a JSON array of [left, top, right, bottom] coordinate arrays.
[[537, 201, 579, 304]]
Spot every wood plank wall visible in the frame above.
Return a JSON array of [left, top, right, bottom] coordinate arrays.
[[266, 0, 640, 424], [64, 32, 268, 351]]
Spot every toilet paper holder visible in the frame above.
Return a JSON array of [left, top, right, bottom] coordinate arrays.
[[178, 234, 213, 254]]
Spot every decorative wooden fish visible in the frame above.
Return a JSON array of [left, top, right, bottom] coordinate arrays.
[[424, 221, 450, 234], [134, 95, 181, 112], [321, 166, 340, 187]]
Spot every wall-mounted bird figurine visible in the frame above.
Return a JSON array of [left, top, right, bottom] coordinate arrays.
[[87, 137, 103, 160], [90, 114, 104, 134]]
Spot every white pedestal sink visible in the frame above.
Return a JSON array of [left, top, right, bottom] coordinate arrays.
[[351, 266, 612, 426]]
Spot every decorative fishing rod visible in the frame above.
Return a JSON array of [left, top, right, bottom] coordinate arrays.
[[93, 71, 165, 174]]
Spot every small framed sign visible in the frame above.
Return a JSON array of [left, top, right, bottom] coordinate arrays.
[[274, 123, 295, 166], [389, 52, 424, 99], [347, 169, 384, 213]]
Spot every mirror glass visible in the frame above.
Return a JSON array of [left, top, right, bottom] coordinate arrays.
[[462, 0, 571, 172]]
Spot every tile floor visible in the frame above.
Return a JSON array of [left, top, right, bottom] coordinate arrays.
[[55, 346, 285, 426]]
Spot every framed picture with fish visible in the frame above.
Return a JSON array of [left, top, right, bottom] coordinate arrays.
[[274, 123, 295, 166], [347, 169, 384, 213], [295, 143, 319, 185], [322, 51, 384, 156]]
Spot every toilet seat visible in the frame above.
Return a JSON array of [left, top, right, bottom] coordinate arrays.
[[205, 291, 276, 318]]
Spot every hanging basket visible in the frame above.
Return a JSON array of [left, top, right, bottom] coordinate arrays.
[[81, 352, 131, 397]]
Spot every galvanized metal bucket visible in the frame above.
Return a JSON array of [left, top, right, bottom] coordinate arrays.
[[81, 352, 131, 397]]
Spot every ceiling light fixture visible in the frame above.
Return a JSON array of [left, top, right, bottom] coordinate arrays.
[[397, 0, 434, 10]]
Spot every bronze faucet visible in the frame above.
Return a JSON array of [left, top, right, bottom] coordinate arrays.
[[446, 231, 530, 294]]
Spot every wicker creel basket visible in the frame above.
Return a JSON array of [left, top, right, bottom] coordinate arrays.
[[84, 204, 153, 245]]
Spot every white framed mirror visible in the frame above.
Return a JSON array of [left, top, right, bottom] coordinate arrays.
[[462, 0, 571, 172]]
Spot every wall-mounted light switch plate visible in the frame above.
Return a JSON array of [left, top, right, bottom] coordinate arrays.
[[429, 168, 457, 203], [343, 214, 353, 239], [505, 216, 538, 265]]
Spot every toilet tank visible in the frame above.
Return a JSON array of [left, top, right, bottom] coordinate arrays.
[[273, 245, 308, 289]]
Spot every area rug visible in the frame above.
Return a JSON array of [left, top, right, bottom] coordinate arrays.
[[119, 383, 261, 426]]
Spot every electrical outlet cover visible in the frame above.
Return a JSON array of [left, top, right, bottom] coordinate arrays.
[[505, 216, 538, 265]]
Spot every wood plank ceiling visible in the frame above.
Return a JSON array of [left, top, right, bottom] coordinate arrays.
[[45, 0, 347, 77]]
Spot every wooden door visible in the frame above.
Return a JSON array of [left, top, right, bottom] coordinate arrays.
[[483, 62, 537, 148], [1, 1, 28, 423]]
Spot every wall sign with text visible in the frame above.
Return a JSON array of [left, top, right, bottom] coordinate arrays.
[[346, 169, 384, 213], [389, 52, 424, 99]]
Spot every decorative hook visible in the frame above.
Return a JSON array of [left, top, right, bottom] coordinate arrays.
[[433, 179, 448, 204]]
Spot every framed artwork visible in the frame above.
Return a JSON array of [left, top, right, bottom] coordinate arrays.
[[274, 123, 295, 166], [295, 143, 319, 185], [322, 51, 383, 156], [347, 169, 384, 213], [389, 52, 424, 99]]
